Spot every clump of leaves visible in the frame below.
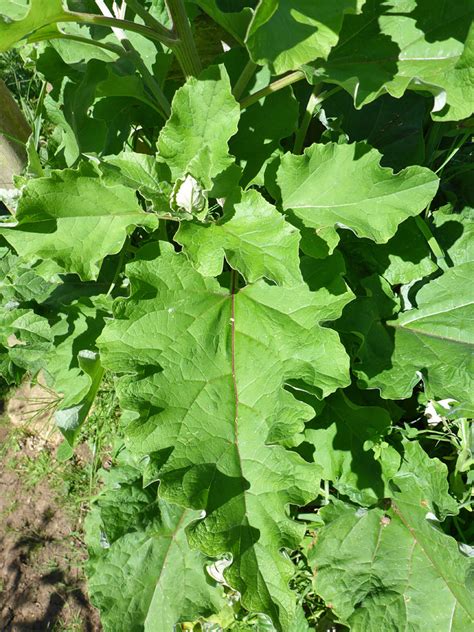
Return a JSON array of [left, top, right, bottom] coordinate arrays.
[[0, 1, 473, 631]]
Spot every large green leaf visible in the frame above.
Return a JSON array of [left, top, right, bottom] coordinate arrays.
[[86, 461, 224, 631], [340, 264, 474, 412], [176, 189, 302, 286], [35, 48, 161, 165], [98, 241, 351, 629], [309, 475, 473, 631], [277, 142, 439, 246], [0, 166, 157, 280], [157, 65, 240, 186], [312, 0, 474, 121], [246, 0, 365, 75]]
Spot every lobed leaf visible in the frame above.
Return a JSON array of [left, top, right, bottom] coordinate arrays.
[[340, 265, 474, 412], [86, 463, 224, 631], [278, 142, 439, 246], [312, 0, 474, 121], [303, 392, 399, 505], [176, 189, 303, 286], [157, 65, 240, 187], [0, 166, 157, 280], [310, 475, 473, 631], [98, 241, 351, 629]]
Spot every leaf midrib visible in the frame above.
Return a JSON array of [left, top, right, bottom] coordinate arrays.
[[392, 499, 474, 621]]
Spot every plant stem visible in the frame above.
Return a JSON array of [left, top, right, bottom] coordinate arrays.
[[239, 70, 305, 110], [65, 11, 177, 48], [232, 60, 258, 101], [293, 87, 320, 154], [94, 0, 170, 118], [165, 0, 202, 77], [126, 0, 172, 37], [435, 132, 470, 176], [414, 215, 448, 272], [293, 86, 341, 154]]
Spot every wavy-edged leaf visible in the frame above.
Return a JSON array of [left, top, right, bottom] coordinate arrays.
[[312, 0, 474, 121], [0, 166, 157, 280], [98, 241, 351, 629], [86, 463, 224, 631], [246, 0, 365, 74], [339, 217, 438, 286], [176, 189, 302, 286], [309, 475, 473, 631], [278, 142, 439, 246], [157, 65, 240, 186]]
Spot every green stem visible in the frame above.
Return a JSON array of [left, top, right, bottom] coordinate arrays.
[[165, 0, 202, 77], [124, 44, 171, 118], [91, 1, 171, 118], [434, 132, 470, 176], [126, 0, 172, 38], [65, 11, 177, 48], [232, 60, 258, 101], [414, 215, 448, 272], [107, 236, 130, 296], [239, 70, 305, 110], [293, 86, 341, 154]]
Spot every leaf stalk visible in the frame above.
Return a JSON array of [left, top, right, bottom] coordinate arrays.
[[239, 70, 305, 110]]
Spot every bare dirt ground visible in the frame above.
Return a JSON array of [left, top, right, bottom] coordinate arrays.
[[0, 384, 101, 631]]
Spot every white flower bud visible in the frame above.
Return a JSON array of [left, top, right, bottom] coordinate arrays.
[[172, 174, 206, 214]]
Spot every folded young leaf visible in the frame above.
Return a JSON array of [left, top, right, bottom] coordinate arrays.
[[157, 65, 240, 186], [278, 142, 439, 246], [0, 167, 157, 280], [99, 152, 173, 215], [54, 348, 104, 446], [176, 189, 302, 286], [246, 0, 366, 74], [310, 475, 474, 631], [98, 241, 351, 629]]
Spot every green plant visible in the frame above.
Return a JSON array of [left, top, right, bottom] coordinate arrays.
[[0, 1, 473, 631]]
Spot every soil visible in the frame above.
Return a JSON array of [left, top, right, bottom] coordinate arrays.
[[0, 386, 101, 631]]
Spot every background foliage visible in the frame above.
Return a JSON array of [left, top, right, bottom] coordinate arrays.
[[0, 1, 473, 630]]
